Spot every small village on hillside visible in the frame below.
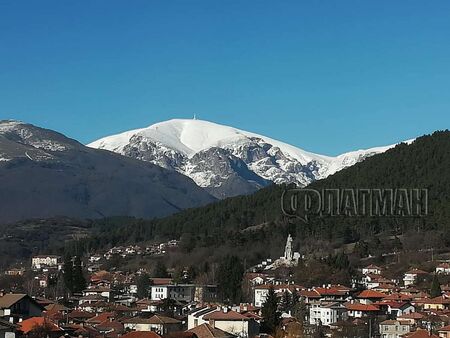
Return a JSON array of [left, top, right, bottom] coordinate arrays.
[[1, 235, 450, 338]]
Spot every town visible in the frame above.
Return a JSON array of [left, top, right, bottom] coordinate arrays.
[[1, 235, 450, 338]]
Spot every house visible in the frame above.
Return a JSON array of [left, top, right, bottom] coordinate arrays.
[[121, 332, 161, 338], [4, 268, 25, 276], [253, 286, 270, 308], [67, 310, 95, 324], [194, 285, 218, 303], [298, 289, 321, 305], [345, 302, 379, 318], [404, 269, 428, 286], [374, 301, 415, 318], [379, 319, 412, 338], [89, 254, 103, 263], [253, 284, 303, 307], [188, 323, 236, 337], [362, 264, 382, 275], [362, 274, 395, 290], [397, 312, 425, 325], [18, 317, 63, 338], [136, 299, 163, 313], [188, 307, 219, 329], [0, 294, 44, 323], [95, 319, 124, 336], [356, 289, 386, 304], [313, 285, 350, 301], [31, 255, 61, 271], [309, 302, 348, 326], [438, 325, 450, 338], [123, 315, 181, 335], [0, 318, 17, 338], [423, 295, 450, 311], [403, 329, 439, 338], [436, 263, 450, 275], [150, 284, 196, 302], [82, 287, 112, 300], [203, 309, 259, 337]]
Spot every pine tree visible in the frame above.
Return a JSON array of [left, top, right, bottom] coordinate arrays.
[[216, 255, 244, 304], [153, 261, 169, 278], [63, 255, 73, 294], [72, 256, 86, 293], [261, 286, 281, 334], [136, 273, 151, 299], [292, 297, 307, 323], [280, 290, 292, 312], [430, 274, 442, 298]]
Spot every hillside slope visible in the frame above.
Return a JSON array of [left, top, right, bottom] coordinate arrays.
[[0, 120, 215, 223], [81, 130, 450, 263]]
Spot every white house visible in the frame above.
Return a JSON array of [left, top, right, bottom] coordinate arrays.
[[379, 302, 415, 318], [150, 284, 196, 302], [203, 309, 259, 338], [403, 269, 428, 286], [309, 302, 348, 326], [187, 306, 218, 329], [31, 255, 61, 270], [82, 287, 111, 301], [253, 286, 270, 308], [123, 315, 181, 335], [89, 255, 102, 263], [436, 263, 450, 275], [379, 319, 412, 338], [345, 302, 379, 318], [362, 264, 382, 275]]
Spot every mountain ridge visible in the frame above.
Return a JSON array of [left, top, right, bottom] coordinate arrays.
[[88, 118, 413, 198], [0, 120, 215, 223]]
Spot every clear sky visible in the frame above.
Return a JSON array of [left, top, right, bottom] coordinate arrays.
[[1, 1, 449, 155]]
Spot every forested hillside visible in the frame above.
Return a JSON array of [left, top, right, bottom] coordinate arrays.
[[71, 130, 450, 266]]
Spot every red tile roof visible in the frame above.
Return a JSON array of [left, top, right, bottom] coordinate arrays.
[[86, 311, 115, 324], [150, 278, 173, 285], [203, 310, 249, 321], [188, 323, 235, 337], [345, 303, 379, 311], [374, 301, 412, 309], [357, 290, 386, 299], [439, 325, 450, 332], [68, 309, 95, 319], [383, 293, 413, 301], [314, 287, 347, 296], [437, 263, 450, 269], [298, 290, 321, 298], [398, 312, 425, 320], [423, 296, 450, 305], [19, 317, 62, 334], [403, 329, 439, 338]]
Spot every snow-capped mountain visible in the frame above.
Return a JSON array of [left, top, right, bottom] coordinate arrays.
[[88, 119, 410, 198]]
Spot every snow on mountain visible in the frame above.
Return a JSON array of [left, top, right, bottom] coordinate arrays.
[[88, 119, 411, 198]]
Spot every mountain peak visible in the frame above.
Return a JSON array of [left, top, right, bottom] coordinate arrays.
[[88, 118, 411, 198]]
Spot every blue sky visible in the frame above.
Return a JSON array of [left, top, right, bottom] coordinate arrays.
[[1, 1, 449, 155]]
